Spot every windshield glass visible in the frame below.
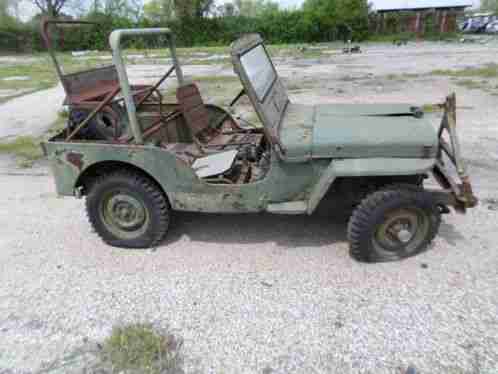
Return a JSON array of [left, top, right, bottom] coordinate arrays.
[[240, 44, 276, 101]]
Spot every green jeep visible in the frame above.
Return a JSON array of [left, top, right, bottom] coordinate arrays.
[[41, 24, 478, 262]]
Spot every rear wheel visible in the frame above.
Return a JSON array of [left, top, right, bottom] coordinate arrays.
[[348, 189, 441, 262], [85, 170, 170, 248]]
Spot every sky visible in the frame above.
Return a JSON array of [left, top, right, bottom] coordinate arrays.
[[19, 0, 482, 21]]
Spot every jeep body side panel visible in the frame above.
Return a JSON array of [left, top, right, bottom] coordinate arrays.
[[43, 141, 326, 213], [306, 157, 437, 214]]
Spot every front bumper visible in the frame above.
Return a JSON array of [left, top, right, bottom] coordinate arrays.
[[429, 93, 478, 212]]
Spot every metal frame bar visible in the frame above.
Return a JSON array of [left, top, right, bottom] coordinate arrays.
[[40, 19, 98, 95], [66, 86, 121, 141], [109, 28, 185, 145], [432, 93, 478, 209], [136, 65, 175, 108]]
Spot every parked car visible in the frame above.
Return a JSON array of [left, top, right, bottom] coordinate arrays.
[[486, 20, 498, 33], [460, 14, 498, 33]]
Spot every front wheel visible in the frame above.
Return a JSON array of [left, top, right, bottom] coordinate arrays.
[[347, 189, 441, 262], [85, 170, 170, 248]]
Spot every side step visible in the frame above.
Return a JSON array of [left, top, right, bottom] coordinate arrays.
[[266, 201, 307, 215]]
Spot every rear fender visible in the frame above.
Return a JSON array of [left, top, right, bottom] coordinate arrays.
[[43, 141, 197, 200], [307, 157, 436, 214]]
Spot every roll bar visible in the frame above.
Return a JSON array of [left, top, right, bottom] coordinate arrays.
[[109, 28, 185, 144]]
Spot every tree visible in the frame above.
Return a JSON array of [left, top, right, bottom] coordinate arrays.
[[302, 0, 369, 41], [0, 0, 20, 22], [144, 0, 175, 22], [216, 2, 236, 17], [29, 0, 70, 17], [173, 0, 214, 19], [234, 0, 279, 17], [481, 0, 498, 13], [103, 0, 142, 21]]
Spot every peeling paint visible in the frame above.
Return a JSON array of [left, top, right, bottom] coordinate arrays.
[[66, 152, 84, 170]]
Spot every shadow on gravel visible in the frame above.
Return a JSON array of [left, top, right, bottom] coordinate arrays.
[[162, 200, 352, 249], [438, 222, 466, 247]]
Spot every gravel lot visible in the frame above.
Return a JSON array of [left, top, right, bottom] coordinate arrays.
[[0, 41, 497, 374]]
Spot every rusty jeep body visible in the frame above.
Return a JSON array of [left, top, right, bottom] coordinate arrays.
[[41, 25, 477, 262]]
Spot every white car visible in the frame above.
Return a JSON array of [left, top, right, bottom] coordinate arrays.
[[486, 20, 498, 33]]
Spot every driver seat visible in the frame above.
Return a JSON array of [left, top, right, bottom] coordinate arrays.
[[176, 83, 262, 149]]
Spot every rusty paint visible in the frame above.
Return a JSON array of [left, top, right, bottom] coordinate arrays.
[[66, 152, 84, 170]]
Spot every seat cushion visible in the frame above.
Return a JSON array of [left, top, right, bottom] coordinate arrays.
[[191, 150, 238, 178]]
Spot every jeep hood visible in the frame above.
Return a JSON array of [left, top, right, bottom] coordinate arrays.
[[279, 103, 438, 161]]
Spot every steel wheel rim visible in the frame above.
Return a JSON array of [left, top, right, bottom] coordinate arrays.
[[100, 190, 149, 240], [372, 207, 430, 259]]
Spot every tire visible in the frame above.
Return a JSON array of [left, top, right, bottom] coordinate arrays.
[[347, 189, 441, 263], [85, 170, 170, 248], [69, 103, 126, 140]]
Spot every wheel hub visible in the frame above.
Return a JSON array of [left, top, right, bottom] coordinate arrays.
[[103, 193, 148, 234], [397, 228, 413, 243], [375, 210, 420, 252]]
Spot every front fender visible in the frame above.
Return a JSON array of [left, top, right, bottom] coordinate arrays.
[[307, 157, 436, 214]]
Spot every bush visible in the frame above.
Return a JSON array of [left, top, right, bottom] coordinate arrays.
[[101, 323, 183, 374]]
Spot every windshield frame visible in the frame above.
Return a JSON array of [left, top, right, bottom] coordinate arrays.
[[239, 43, 278, 103]]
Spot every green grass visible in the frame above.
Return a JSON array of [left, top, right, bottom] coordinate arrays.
[[368, 32, 417, 43], [100, 324, 183, 374], [0, 136, 43, 168], [0, 42, 325, 99], [368, 32, 460, 43], [0, 111, 67, 168], [192, 75, 238, 83], [430, 63, 498, 79], [0, 53, 109, 102], [422, 103, 444, 113], [455, 79, 487, 90], [0, 58, 56, 91]]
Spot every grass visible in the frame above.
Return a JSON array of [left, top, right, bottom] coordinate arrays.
[[0, 41, 330, 102], [0, 58, 56, 91], [368, 32, 417, 43], [368, 32, 461, 43], [430, 63, 498, 79], [455, 79, 487, 90], [191, 75, 238, 84], [0, 110, 67, 168], [0, 53, 110, 103], [0, 136, 43, 168], [100, 323, 183, 374], [422, 103, 444, 113]]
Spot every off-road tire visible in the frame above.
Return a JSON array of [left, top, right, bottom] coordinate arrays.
[[347, 189, 441, 263], [85, 170, 170, 248]]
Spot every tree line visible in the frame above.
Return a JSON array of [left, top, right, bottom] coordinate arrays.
[[0, 0, 373, 52], [4, 0, 495, 52]]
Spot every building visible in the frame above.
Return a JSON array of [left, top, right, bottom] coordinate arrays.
[[374, 1, 473, 34]]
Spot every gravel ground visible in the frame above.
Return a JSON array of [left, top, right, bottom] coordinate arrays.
[[0, 41, 497, 374], [0, 85, 64, 140]]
